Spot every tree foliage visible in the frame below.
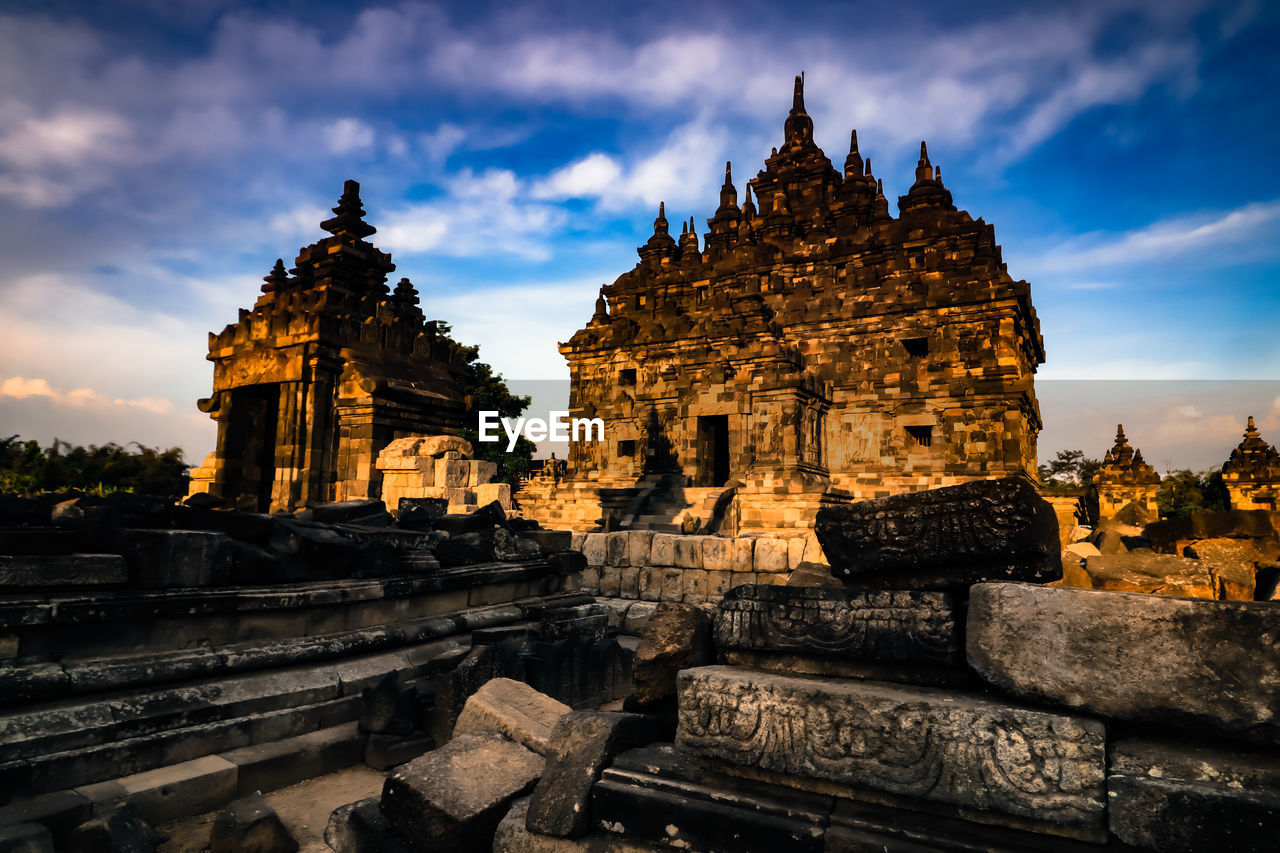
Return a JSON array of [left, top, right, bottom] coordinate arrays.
[[1157, 469, 1230, 518], [0, 435, 189, 497], [439, 329, 536, 487], [1038, 449, 1100, 488]]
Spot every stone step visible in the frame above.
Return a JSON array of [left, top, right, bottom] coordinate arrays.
[[0, 723, 367, 837], [2, 592, 587, 706]]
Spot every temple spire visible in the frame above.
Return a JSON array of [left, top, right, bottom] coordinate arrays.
[[844, 129, 863, 177], [915, 141, 933, 185], [654, 201, 669, 236], [261, 258, 289, 294], [717, 161, 738, 213], [320, 179, 376, 239], [742, 183, 756, 217], [782, 73, 814, 147]]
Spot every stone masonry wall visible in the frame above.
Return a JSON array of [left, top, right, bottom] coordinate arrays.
[[562, 531, 827, 604]]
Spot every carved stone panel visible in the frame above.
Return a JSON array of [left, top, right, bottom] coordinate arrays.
[[713, 585, 959, 666], [676, 666, 1106, 827]]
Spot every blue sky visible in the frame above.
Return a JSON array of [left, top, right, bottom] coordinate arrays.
[[0, 0, 1278, 472]]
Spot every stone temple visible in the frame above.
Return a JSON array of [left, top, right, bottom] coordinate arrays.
[[187, 181, 468, 512], [523, 76, 1045, 534]]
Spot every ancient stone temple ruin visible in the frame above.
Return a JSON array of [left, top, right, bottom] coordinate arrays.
[[523, 76, 1045, 534], [187, 181, 467, 512], [1091, 425, 1160, 520], [1222, 416, 1280, 510]]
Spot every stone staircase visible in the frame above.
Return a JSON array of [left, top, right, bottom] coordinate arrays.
[[620, 477, 734, 533]]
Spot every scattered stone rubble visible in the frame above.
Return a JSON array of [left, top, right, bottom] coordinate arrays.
[[308, 479, 1278, 853]]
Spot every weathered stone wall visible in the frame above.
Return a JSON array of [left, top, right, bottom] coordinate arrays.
[[562, 531, 827, 603], [376, 435, 510, 515]]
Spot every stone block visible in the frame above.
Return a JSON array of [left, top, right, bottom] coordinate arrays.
[[75, 755, 237, 825], [680, 569, 708, 602], [1108, 774, 1280, 853], [659, 568, 683, 603], [494, 797, 669, 853], [436, 460, 470, 489], [474, 483, 512, 510], [729, 571, 757, 591], [325, 797, 412, 853], [815, 476, 1061, 588], [118, 530, 231, 589], [626, 531, 653, 567], [365, 733, 433, 771], [631, 603, 713, 705], [636, 567, 661, 602], [525, 711, 654, 837], [580, 534, 607, 567], [729, 538, 755, 573], [677, 666, 1107, 827], [219, 723, 365, 796], [672, 536, 705, 569], [598, 566, 621, 598], [452, 677, 571, 755], [706, 570, 733, 599], [381, 732, 543, 853], [67, 803, 157, 853], [468, 460, 499, 487], [714, 585, 961, 667], [619, 566, 640, 598], [701, 537, 733, 573], [967, 582, 1280, 744], [752, 538, 789, 574], [605, 533, 629, 567], [570, 532, 586, 552], [579, 566, 600, 593], [1184, 537, 1262, 600], [0, 555, 127, 588], [649, 534, 677, 567], [0, 823, 53, 853], [210, 792, 297, 853], [0, 791, 91, 848], [622, 602, 658, 636], [1079, 552, 1216, 598]]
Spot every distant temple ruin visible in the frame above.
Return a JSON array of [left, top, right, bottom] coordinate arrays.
[[1222, 416, 1280, 510], [1091, 424, 1161, 520], [523, 76, 1045, 533], [187, 181, 467, 512]]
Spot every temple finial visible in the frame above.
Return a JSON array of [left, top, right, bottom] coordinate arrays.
[[915, 141, 933, 184], [783, 73, 814, 146], [320, 178, 376, 239], [261, 258, 289, 294], [1248, 416, 1257, 431], [865, 157, 872, 176], [844, 129, 863, 178], [742, 183, 756, 217], [724, 161, 733, 186], [653, 201, 668, 236]]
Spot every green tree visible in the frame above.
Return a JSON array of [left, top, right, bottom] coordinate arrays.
[[1157, 469, 1230, 518], [0, 436, 189, 497], [438, 328, 536, 487]]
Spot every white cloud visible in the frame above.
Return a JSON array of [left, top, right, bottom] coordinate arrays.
[[380, 169, 566, 261], [1026, 200, 1280, 275], [0, 375, 172, 413], [325, 117, 375, 154], [533, 153, 623, 200]]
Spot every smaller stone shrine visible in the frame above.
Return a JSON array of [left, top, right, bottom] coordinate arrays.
[[1092, 424, 1160, 520], [188, 180, 468, 513], [1222, 416, 1280, 510]]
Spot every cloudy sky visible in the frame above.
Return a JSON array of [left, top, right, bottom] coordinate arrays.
[[0, 0, 1277, 472]]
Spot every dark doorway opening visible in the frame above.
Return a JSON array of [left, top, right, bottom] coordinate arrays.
[[225, 384, 280, 512], [697, 415, 730, 487]]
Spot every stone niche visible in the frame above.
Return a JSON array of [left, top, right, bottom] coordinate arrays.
[[188, 180, 467, 513], [522, 76, 1045, 534], [376, 435, 510, 514]]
